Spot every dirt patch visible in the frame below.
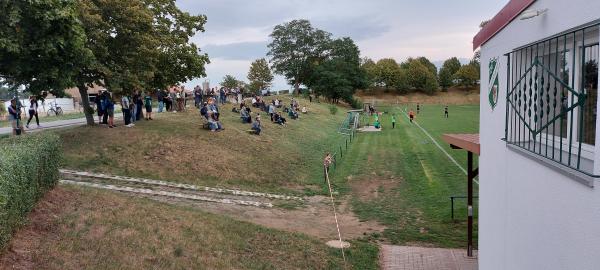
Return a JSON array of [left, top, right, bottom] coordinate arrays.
[[151, 194, 386, 240], [350, 173, 400, 201], [0, 187, 76, 270]]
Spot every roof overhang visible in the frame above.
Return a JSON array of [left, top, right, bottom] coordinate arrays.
[[443, 134, 480, 155], [472, 0, 537, 50]]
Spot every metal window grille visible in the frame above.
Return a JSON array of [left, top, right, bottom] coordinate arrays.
[[505, 22, 599, 175]]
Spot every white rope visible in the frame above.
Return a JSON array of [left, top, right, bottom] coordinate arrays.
[[324, 167, 347, 265]]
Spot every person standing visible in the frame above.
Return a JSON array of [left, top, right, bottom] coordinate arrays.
[[237, 88, 243, 104], [135, 91, 144, 120], [96, 93, 105, 125], [26, 96, 40, 129], [100, 92, 109, 125], [444, 105, 449, 118], [409, 109, 415, 123], [144, 92, 153, 120], [416, 103, 420, 114], [121, 94, 133, 127], [391, 115, 396, 129], [323, 152, 333, 183], [219, 87, 226, 105], [8, 99, 24, 136], [157, 89, 165, 113], [194, 85, 202, 108], [105, 93, 115, 128]]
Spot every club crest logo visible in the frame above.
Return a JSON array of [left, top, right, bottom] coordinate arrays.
[[488, 57, 499, 110]]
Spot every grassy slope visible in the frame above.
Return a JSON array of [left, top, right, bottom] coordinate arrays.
[[56, 96, 346, 194], [1, 186, 377, 269], [331, 104, 480, 248]]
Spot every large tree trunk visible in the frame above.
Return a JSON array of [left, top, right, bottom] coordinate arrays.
[[294, 80, 300, 96], [78, 85, 95, 125]]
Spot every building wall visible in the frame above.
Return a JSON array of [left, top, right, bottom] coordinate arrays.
[[479, 1, 600, 269]]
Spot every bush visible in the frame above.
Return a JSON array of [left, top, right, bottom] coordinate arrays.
[[0, 102, 5, 116], [350, 98, 363, 109], [329, 105, 338, 115], [0, 133, 62, 249]]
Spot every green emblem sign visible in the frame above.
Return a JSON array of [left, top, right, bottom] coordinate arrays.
[[488, 57, 499, 110]]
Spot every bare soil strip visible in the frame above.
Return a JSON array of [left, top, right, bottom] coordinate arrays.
[[59, 170, 386, 240]]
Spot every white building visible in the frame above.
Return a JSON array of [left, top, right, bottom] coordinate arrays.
[[475, 0, 600, 269]]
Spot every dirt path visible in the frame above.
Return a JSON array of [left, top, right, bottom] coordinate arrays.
[[60, 170, 385, 240]]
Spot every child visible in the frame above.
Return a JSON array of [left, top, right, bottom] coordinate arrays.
[[409, 109, 415, 123], [323, 152, 333, 182], [144, 92, 153, 120]]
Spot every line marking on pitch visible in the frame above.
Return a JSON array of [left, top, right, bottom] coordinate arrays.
[[401, 110, 479, 185]]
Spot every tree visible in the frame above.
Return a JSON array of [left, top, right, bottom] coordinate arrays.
[[247, 58, 273, 93], [145, 0, 209, 91], [74, 0, 208, 125], [0, 0, 92, 96], [416, 56, 438, 77], [307, 37, 366, 104], [404, 60, 439, 94], [439, 57, 462, 90], [360, 58, 378, 88], [267, 19, 331, 94], [455, 64, 479, 87], [221, 75, 239, 89], [376, 58, 403, 91]]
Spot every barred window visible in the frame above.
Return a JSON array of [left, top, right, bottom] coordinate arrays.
[[505, 23, 599, 176]]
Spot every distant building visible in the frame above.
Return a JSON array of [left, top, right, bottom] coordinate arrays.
[[475, 0, 599, 269]]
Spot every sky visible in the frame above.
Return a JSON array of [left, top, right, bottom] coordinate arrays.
[[176, 0, 508, 90]]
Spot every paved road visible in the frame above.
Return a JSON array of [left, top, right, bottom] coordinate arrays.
[[0, 116, 122, 135]]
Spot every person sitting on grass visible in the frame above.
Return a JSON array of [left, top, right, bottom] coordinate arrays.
[[374, 120, 381, 129], [251, 115, 262, 135], [274, 98, 281, 108], [207, 111, 223, 132], [288, 107, 298, 119], [273, 111, 287, 126], [301, 106, 308, 114], [240, 104, 251, 123], [200, 102, 208, 120]]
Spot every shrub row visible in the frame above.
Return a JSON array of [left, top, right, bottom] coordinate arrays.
[[0, 133, 61, 249]]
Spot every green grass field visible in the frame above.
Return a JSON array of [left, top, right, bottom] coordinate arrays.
[[330, 104, 480, 248], [55, 96, 346, 194], [1, 97, 481, 268]]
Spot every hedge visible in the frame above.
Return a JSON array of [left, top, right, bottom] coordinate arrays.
[[0, 133, 61, 249]]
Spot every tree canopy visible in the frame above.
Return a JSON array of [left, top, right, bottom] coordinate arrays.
[[307, 37, 367, 104], [439, 57, 462, 90], [0, 0, 92, 96], [247, 58, 273, 93], [221, 75, 239, 89], [267, 19, 331, 94]]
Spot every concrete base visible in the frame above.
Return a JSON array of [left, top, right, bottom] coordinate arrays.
[[326, 240, 351, 249]]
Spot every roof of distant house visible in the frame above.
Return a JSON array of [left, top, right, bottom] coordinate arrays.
[[472, 0, 536, 50]]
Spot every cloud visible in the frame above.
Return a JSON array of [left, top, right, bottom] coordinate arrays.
[[177, 0, 508, 89], [202, 41, 268, 61]]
